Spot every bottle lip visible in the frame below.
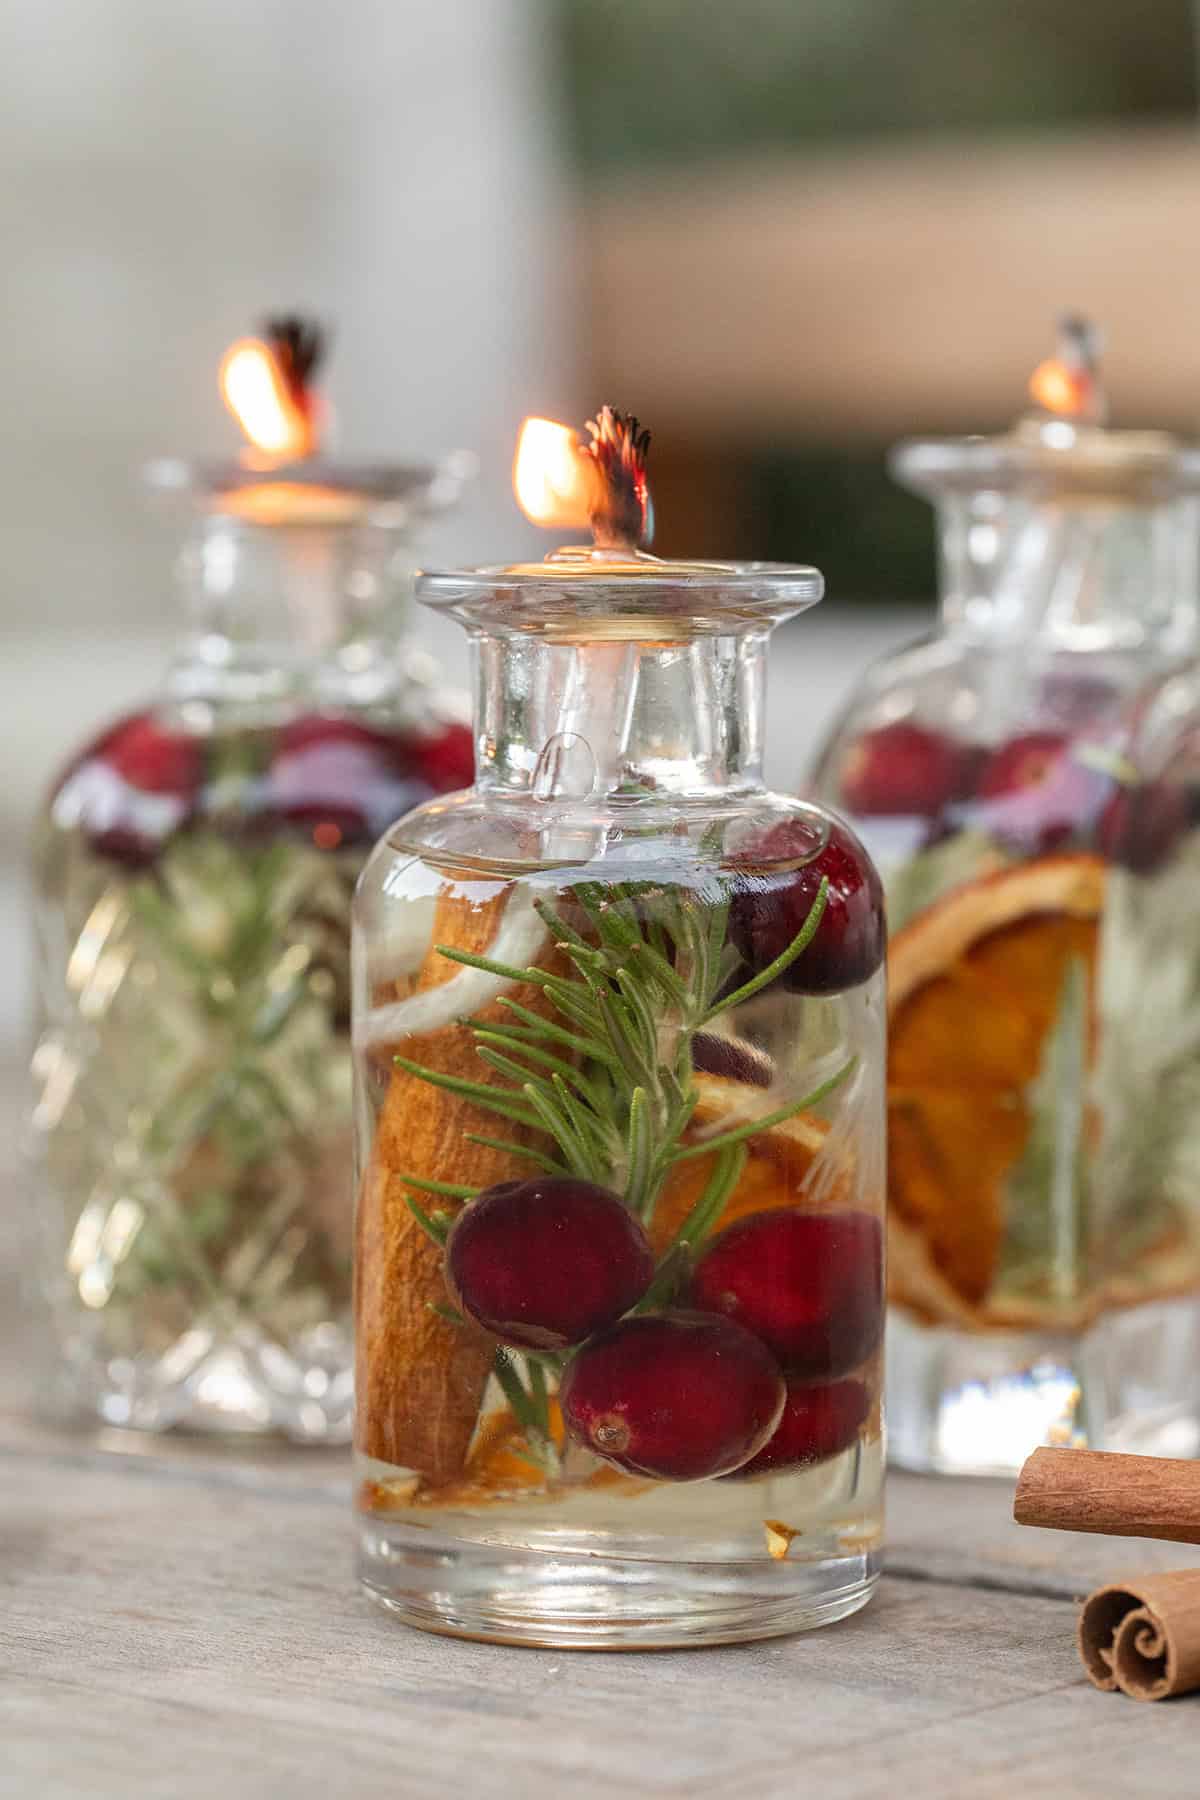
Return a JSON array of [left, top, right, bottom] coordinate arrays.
[[142, 452, 476, 527], [891, 425, 1187, 502], [416, 554, 823, 636]]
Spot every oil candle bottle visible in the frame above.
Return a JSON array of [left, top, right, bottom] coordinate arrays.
[[353, 410, 887, 1646], [812, 320, 1200, 1474], [29, 319, 474, 1440]]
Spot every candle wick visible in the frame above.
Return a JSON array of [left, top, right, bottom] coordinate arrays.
[[262, 313, 329, 460], [584, 405, 654, 552]]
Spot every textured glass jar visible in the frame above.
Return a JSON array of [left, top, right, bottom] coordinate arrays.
[[353, 554, 886, 1648], [29, 459, 473, 1440], [811, 420, 1200, 1474], [1097, 454, 1200, 1460]]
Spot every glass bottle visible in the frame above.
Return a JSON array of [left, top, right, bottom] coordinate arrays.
[[29, 455, 473, 1440], [1096, 477, 1200, 1458], [810, 363, 1198, 1474], [352, 550, 887, 1648]]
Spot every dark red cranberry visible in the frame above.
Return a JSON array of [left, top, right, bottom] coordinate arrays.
[[973, 731, 1111, 854], [839, 721, 976, 818], [1097, 781, 1190, 876], [731, 1376, 870, 1478], [100, 714, 202, 795], [691, 1033, 774, 1088], [728, 817, 884, 995], [267, 715, 468, 852], [977, 730, 1067, 799], [689, 1208, 883, 1379], [275, 715, 384, 759], [559, 1311, 785, 1481], [445, 1177, 654, 1351], [55, 711, 204, 870], [395, 719, 474, 792]]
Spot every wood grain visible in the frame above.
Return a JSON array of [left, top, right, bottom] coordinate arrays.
[[4, 1409, 1200, 1798], [9, 1037, 1200, 1798]]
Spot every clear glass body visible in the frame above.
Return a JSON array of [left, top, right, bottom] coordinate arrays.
[[352, 558, 887, 1647], [1094, 645, 1200, 1455], [810, 428, 1200, 1474], [29, 476, 472, 1440]]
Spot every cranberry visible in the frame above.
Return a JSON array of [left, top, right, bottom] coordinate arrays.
[[691, 1032, 774, 1088], [839, 721, 976, 818], [973, 731, 1111, 854], [689, 1208, 883, 1379], [560, 1311, 785, 1481], [396, 719, 474, 792], [1098, 781, 1190, 876], [270, 716, 400, 848], [728, 817, 884, 995], [445, 1177, 654, 1351], [54, 710, 204, 870], [731, 1376, 870, 1478], [267, 715, 469, 852], [100, 714, 202, 796], [978, 730, 1067, 798]]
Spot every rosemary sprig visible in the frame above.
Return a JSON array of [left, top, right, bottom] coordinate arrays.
[[396, 870, 848, 1452], [700, 879, 829, 1022], [391, 1054, 542, 1130], [402, 1174, 478, 1201], [666, 1059, 856, 1166], [634, 1144, 748, 1313], [464, 1133, 566, 1176], [404, 1193, 452, 1246]]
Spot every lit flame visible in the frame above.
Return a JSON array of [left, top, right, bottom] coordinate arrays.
[[1028, 315, 1104, 424], [513, 408, 652, 548], [220, 337, 315, 461], [513, 417, 597, 529], [1028, 358, 1093, 419]]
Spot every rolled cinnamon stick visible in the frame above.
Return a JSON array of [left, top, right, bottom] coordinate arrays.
[[1078, 1572, 1200, 1701], [355, 883, 559, 1484], [1014, 1448, 1200, 1546]]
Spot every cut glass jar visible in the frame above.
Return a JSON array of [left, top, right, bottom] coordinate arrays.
[[29, 455, 473, 1439], [811, 407, 1200, 1474], [352, 550, 887, 1648]]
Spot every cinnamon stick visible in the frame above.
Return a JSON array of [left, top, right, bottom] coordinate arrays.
[[1014, 1448, 1200, 1546], [1078, 1572, 1200, 1701], [355, 883, 558, 1484]]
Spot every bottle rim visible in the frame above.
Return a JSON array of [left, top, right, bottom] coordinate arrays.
[[417, 554, 823, 636], [142, 451, 476, 527], [891, 426, 1186, 503]]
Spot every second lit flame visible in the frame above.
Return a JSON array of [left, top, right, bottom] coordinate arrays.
[[1028, 314, 1105, 426], [513, 417, 598, 530], [220, 337, 316, 462]]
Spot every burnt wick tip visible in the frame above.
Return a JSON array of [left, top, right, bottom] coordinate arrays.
[[1056, 312, 1102, 376], [262, 314, 329, 402], [584, 405, 653, 551]]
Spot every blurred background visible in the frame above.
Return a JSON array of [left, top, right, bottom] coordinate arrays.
[[5, 0, 1200, 1076]]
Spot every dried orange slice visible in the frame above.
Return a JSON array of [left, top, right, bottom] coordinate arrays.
[[650, 1071, 853, 1253], [887, 853, 1105, 1313]]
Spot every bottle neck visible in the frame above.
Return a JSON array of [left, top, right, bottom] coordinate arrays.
[[472, 630, 768, 804], [166, 512, 421, 715], [933, 490, 1196, 654]]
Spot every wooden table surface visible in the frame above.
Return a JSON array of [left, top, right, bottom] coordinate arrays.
[[4, 1384, 1200, 1800]]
